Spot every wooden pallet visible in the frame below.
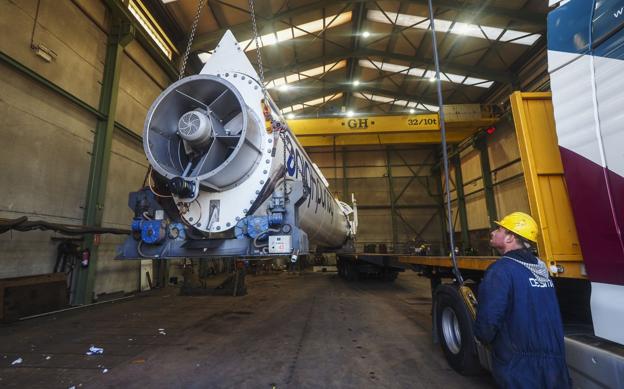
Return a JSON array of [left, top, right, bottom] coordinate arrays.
[[0, 273, 68, 321]]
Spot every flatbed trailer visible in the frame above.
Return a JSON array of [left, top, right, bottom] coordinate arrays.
[[399, 255, 496, 272], [336, 253, 406, 282], [398, 255, 496, 294], [389, 91, 624, 387]]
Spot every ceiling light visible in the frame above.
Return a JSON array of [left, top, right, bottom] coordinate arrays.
[[279, 84, 291, 92], [362, 31, 370, 38], [409, 108, 415, 114], [429, 76, 437, 82], [353, 80, 360, 86], [455, 24, 473, 36], [346, 111, 354, 117], [286, 113, 295, 119]]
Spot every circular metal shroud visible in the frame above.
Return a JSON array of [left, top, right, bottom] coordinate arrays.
[[143, 75, 262, 191]]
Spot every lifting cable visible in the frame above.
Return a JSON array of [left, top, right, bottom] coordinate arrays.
[[426, 0, 464, 285]]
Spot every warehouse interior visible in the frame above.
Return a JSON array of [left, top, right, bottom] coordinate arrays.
[[3, 0, 620, 388]]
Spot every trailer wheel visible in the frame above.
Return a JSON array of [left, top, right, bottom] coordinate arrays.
[[434, 284, 481, 375]]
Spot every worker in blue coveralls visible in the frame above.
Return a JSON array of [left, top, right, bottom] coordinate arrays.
[[474, 212, 571, 389]]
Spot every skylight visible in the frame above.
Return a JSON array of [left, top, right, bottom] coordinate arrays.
[[281, 93, 344, 114], [359, 59, 494, 88], [367, 10, 540, 46], [355, 92, 439, 112], [240, 12, 352, 52], [266, 60, 347, 89]]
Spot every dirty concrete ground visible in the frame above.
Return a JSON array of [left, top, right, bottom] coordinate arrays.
[[0, 271, 495, 388]]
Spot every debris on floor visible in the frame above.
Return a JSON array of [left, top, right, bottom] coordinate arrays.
[[86, 346, 104, 355], [11, 357, 23, 365]]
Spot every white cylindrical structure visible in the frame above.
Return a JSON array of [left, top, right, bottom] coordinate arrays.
[[142, 30, 351, 248]]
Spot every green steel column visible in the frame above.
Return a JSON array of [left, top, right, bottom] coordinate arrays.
[[475, 136, 498, 225], [452, 152, 470, 253], [74, 16, 134, 304], [386, 148, 398, 250]]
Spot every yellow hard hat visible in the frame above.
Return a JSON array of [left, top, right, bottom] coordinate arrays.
[[494, 212, 539, 243]]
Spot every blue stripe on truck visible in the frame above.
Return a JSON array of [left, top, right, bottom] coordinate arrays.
[[548, 0, 624, 60]]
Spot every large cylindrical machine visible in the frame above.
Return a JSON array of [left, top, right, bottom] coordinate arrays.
[[118, 31, 355, 259]]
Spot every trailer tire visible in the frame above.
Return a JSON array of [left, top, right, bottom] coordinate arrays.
[[434, 284, 482, 375]]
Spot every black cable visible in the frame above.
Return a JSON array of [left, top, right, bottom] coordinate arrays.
[[427, 0, 464, 284], [0, 216, 27, 234], [0, 217, 130, 236]]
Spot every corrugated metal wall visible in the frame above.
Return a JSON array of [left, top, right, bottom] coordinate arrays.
[[0, 0, 168, 295], [307, 145, 445, 254]]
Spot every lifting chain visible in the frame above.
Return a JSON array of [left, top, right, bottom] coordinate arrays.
[[178, 0, 207, 80], [248, 0, 289, 199], [247, 0, 268, 102]]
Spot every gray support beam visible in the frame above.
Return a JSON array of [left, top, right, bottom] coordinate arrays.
[[344, 2, 367, 109], [263, 49, 513, 84], [451, 152, 470, 253], [207, 1, 227, 29], [364, 1, 412, 114], [357, 49, 514, 83], [191, 0, 366, 51], [404, 0, 545, 27], [191, 0, 543, 53], [74, 15, 134, 305], [359, 85, 440, 106], [280, 85, 439, 109]]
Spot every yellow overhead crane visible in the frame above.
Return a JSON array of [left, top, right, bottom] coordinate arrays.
[[286, 109, 497, 147]]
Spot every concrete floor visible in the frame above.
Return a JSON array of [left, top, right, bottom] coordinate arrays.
[[0, 271, 495, 389]]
